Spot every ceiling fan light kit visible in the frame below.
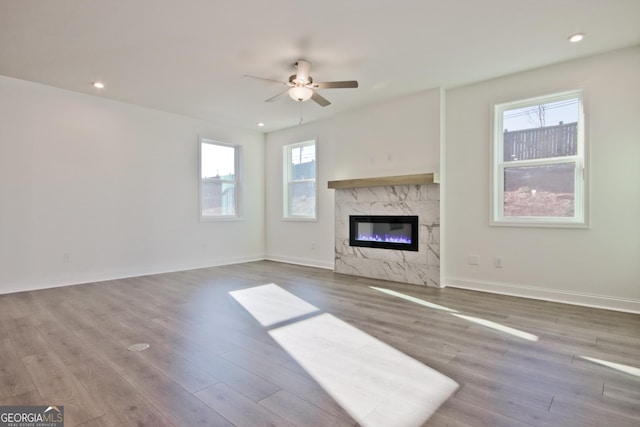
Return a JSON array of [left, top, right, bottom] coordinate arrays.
[[245, 59, 358, 107], [289, 86, 313, 102]]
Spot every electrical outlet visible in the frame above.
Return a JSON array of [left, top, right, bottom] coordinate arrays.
[[468, 255, 480, 265], [311, 242, 316, 250], [495, 256, 504, 268], [63, 253, 71, 263]]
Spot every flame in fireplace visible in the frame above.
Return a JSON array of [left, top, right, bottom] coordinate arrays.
[[357, 233, 412, 244]]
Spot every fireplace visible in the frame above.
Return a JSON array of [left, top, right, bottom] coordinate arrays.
[[349, 215, 419, 252], [331, 176, 440, 286]]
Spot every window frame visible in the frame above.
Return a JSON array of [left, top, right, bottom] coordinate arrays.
[[199, 137, 241, 221], [283, 139, 317, 221], [491, 90, 587, 228]]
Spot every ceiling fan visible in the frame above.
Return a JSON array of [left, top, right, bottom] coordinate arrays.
[[245, 59, 358, 107]]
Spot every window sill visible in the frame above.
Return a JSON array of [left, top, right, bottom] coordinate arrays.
[[200, 216, 244, 222], [282, 217, 318, 222], [490, 219, 588, 229]]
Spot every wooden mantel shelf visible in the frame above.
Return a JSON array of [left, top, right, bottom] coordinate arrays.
[[327, 173, 439, 189]]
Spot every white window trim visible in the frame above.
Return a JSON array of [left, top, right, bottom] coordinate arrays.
[[283, 139, 318, 221], [199, 137, 242, 221], [491, 90, 588, 228]]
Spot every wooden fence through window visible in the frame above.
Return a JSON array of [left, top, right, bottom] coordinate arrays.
[[503, 122, 577, 161]]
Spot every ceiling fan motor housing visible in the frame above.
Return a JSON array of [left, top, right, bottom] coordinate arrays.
[[289, 74, 313, 86]]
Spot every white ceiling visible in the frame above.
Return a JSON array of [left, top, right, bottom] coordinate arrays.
[[1, 0, 639, 133]]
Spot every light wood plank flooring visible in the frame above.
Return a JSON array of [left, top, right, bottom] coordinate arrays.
[[0, 261, 638, 426]]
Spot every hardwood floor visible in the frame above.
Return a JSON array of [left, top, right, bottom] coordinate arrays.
[[0, 260, 638, 426]]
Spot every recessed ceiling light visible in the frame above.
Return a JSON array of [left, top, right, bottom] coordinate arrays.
[[92, 81, 105, 89], [257, 122, 265, 127], [568, 33, 585, 43]]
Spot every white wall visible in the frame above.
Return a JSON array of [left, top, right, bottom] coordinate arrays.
[[5, 47, 637, 313], [0, 76, 265, 294], [265, 89, 442, 268], [444, 46, 640, 312]]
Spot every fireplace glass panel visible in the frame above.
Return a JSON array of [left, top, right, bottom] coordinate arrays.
[[349, 215, 418, 251]]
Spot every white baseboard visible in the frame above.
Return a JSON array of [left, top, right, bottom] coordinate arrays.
[[0, 254, 266, 296], [443, 277, 640, 314], [265, 254, 334, 270]]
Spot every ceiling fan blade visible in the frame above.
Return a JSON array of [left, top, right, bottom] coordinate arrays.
[[264, 88, 289, 103], [295, 60, 312, 84], [311, 91, 331, 107], [312, 80, 359, 89], [244, 75, 288, 85]]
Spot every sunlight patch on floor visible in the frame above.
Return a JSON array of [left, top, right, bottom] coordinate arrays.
[[451, 313, 539, 341], [369, 286, 458, 312], [370, 286, 539, 342], [229, 283, 319, 327], [230, 284, 458, 427], [580, 356, 640, 378]]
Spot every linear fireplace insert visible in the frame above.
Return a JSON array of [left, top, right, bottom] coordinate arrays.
[[349, 215, 419, 251]]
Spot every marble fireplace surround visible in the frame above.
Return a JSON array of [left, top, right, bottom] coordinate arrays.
[[328, 173, 440, 287]]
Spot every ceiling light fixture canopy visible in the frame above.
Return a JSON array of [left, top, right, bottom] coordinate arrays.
[[288, 85, 313, 102]]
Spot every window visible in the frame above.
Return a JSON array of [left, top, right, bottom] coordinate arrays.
[[492, 90, 586, 227], [284, 140, 317, 219], [200, 138, 239, 219]]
